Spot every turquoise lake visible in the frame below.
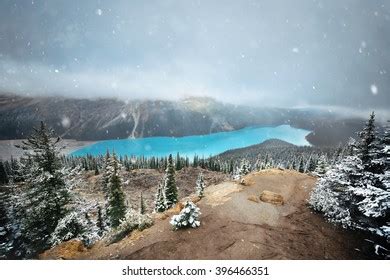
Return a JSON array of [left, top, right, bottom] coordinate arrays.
[[71, 125, 311, 158]]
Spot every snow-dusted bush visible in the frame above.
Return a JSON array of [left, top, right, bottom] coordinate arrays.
[[106, 209, 153, 244], [309, 176, 353, 228], [50, 212, 87, 246], [50, 207, 101, 248], [170, 201, 201, 230]]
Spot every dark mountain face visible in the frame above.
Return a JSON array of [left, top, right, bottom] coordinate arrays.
[[0, 94, 364, 146]]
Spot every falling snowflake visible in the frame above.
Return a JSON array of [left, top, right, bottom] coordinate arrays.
[[359, 41, 367, 54], [54, 69, 59, 73], [61, 117, 71, 128], [96, 9, 103, 16], [370, 84, 378, 95], [292, 47, 299, 53]]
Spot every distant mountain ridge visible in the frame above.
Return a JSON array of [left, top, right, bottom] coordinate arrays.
[[0, 93, 364, 146]]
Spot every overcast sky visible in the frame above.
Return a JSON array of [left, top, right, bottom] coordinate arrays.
[[0, 0, 389, 109]]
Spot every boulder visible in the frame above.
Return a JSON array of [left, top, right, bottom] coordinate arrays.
[[259, 190, 284, 205]]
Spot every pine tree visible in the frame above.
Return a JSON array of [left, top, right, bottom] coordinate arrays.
[[94, 163, 99, 175], [298, 157, 305, 173], [291, 159, 296, 170], [139, 192, 146, 214], [96, 205, 106, 236], [196, 172, 205, 198], [306, 156, 317, 173], [154, 182, 167, 212], [16, 122, 71, 257], [0, 186, 11, 258], [229, 160, 234, 174], [238, 159, 250, 176], [378, 120, 390, 171], [355, 112, 382, 172], [9, 157, 23, 183], [310, 114, 390, 241], [105, 153, 126, 228], [175, 152, 182, 171], [309, 155, 360, 228], [102, 150, 112, 197], [314, 155, 328, 177], [164, 154, 178, 208], [0, 161, 9, 185]]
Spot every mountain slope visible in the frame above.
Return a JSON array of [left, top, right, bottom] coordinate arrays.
[[0, 94, 364, 146]]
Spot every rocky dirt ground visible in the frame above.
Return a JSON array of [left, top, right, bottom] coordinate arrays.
[[43, 169, 370, 260], [74, 167, 229, 214]]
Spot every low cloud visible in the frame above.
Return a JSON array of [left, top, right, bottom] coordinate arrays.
[[0, 0, 389, 110]]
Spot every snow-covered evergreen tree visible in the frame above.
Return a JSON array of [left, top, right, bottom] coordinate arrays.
[[94, 164, 99, 175], [232, 159, 251, 180], [305, 155, 317, 173], [309, 155, 362, 228], [0, 161, 9, 185], [164, 154, 178, 208], [102, 150, 112, 197], [14, 122, 71, 257], [298, 157, 305, 173], [139, 192, 146, 214], [0, 187, 11, 259], [310, 113, 390, 243], [154, 182, 167, 213], [1, 186, 25, 259], [355, 112, 382, 172], [50, 194, 102, 247], [50, 211, 87, 246], [105, 153, 127, 228], [170, 201, 201, 230], [8, 157, 24, 183], [96, 205, 106, 237], [314, 155, 328, 177], [195, 172, 205, 198], [240, 159, 251, 175], [378, 120, 390, 171]]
